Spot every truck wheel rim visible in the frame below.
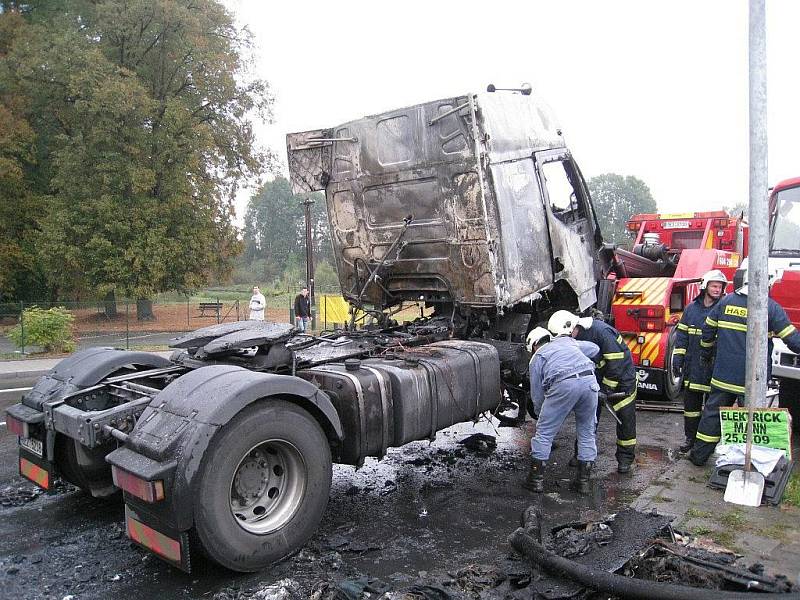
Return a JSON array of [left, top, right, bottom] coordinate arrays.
[[229, 440, 306, 535]]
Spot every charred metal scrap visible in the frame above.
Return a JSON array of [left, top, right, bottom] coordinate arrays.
[[509, 509, 800, 600]]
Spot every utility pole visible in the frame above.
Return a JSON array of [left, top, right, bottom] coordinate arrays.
[[745, 0, 767, 451], [302, 196, 315, 305]]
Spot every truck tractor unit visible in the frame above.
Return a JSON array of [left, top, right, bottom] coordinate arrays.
[[766, 177, 800, 428], [603, 211, 748, 405], [6, 89, 609, 572]]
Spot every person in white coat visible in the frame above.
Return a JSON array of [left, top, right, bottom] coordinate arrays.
[[249, 286, 266, 321]]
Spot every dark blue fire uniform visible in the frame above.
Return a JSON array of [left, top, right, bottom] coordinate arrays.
[[576, 319, 637, 467], [672, 294, 718, 445], [689, 291, 800, 464]]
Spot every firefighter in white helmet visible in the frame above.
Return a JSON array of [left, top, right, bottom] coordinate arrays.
[[671, 269, 727, 454], [523, 312, 600, 494]]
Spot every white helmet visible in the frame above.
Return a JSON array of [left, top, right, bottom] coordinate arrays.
[[526, 327, 551, 352], [548, 310, 577, 336], [700, 269, 728, 290]]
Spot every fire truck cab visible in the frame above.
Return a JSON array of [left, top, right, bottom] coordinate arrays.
[[606, 211, 748, 404]]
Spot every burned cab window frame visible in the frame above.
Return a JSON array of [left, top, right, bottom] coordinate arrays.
[[537, 152, 588, 225]]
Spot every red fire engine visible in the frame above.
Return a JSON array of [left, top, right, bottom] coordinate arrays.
[[605, 211, 749, 404]]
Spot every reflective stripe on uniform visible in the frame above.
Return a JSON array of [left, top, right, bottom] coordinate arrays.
[[598, 359, 606, 368], [603, 352, 624, 360], [676, 323, 689, 331], [616, 438, 637, 446], [718, 320, 748, 332], [612, 389, 636, 411], [687, 383, 711, 392], [705, 317, 718, 327], [778, 324, 797, 339], [602, 377, 619, 389], [683, 410, 702, 418], [700, 339, 715, 348], [687, 327, 702, 335], [696, 431, 721, 443], [616, 335, 623, 345], [711, 377, 746, 394], [672, 348, 687, 355]]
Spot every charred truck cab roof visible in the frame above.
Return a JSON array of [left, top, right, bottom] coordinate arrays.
[[287, 90, 605, 315]]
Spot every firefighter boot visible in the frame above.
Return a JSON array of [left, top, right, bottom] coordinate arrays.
[[678, 439, 694, 454], [522, 458, 545, 493], [572, 461, 593, 495]]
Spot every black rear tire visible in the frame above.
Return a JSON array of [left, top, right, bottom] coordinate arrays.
[[664, 326, 684, 403], [778, 378, 800, 432], [193, 400, 332, 572]]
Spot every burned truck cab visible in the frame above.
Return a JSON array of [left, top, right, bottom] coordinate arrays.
[[287, 90, 606, 341]]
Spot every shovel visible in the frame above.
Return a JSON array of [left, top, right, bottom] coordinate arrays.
[[723, 397, 765, 507]]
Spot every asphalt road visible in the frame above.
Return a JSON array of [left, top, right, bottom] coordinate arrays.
[[0, 375, 683, 600]]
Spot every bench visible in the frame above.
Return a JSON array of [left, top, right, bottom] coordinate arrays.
[[198, 302, 223, 318]]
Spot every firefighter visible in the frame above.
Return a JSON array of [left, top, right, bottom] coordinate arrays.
[[671, 269, 728, 453], [573, 313, 638, 474], [523, 320, 600, 494], [689, 271, 800, 466]]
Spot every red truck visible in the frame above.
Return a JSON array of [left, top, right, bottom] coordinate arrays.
[[603, 211, 748, 404]]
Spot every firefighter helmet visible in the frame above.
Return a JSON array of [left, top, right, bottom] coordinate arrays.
[[526, 327, 551, 352], [547, 310, 579, 337], [700, 269, 728, 290]]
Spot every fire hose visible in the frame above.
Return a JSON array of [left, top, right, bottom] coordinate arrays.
[[509, 527, 800, 600]]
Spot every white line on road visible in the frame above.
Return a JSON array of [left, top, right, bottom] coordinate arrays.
[[0, 422, 5, 427], [0, 387, 33, 393]]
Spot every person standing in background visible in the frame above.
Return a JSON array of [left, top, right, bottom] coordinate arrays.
[[294, 287, 311, 332], [249, 286, 266, 321]]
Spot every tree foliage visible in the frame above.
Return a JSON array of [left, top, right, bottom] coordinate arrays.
[[0, 0, 273, 303], [241, 177, 333, 284], [587, 174, 657, 245]]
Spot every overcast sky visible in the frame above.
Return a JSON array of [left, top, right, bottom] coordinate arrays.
[[227, 0, 798, 223]]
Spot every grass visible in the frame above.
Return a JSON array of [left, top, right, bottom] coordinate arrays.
[[684, 507, 712, 519], [691, 525, 712, 536], [719, 509, 747, 529], [652, 493, 674, 503], [785, 472, 800, 508]]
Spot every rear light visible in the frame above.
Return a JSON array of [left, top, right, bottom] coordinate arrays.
[[6, 414, 27, 438], [112, 465, 165, 502], [627, 222, 639, 231], [641, 359, 651, 366], [714, 218, 729, 227], [639, 319, 664, 331], [640, 306, 664, 318]]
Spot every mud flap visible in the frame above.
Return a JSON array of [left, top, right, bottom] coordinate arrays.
[[124, 505, 191, 572], [18, 448, 54, 492]]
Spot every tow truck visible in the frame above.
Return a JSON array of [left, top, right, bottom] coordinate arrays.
[[766, 177, 800, 428], [5, 88, 609, 572], [603, 211, 748, 404]]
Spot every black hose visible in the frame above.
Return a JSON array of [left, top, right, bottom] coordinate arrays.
[[509, 528, 800, 600]]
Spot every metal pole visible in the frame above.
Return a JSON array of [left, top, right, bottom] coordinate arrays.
[[744, 0, 768, 469], [186, 296, 190, 330], [19, 301, 24, 355], [126, 299, 130, 350], [303, 197, 315, 302], [303, 196, 316, 330]]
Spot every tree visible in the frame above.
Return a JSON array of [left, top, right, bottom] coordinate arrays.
[[242, 177, 331, 285], [587, 174, 657, 245], [0, 0, 272, 316]]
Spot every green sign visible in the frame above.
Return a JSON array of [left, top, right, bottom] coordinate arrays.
[[719, 408, 793, 458]]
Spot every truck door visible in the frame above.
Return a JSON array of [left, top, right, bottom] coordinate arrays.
[[534, 149, 598, 310]]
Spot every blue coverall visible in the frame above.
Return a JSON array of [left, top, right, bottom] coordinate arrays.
[[529, 336, 601, 462], [689, 291, 800, 464], [672, 294, 718, 444]]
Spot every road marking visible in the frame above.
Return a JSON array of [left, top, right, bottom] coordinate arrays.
[[0, 387, 33, 393], [0, 422, 5, 426]]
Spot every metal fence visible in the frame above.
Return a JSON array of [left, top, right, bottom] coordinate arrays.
[[0, 287, 352, 357]]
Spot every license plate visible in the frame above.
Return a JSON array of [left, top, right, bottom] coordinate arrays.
[[20, 436, 43, 457], [663, 220, 690, 229]]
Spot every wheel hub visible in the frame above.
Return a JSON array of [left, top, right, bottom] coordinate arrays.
[[229, 440, 306, 535]]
